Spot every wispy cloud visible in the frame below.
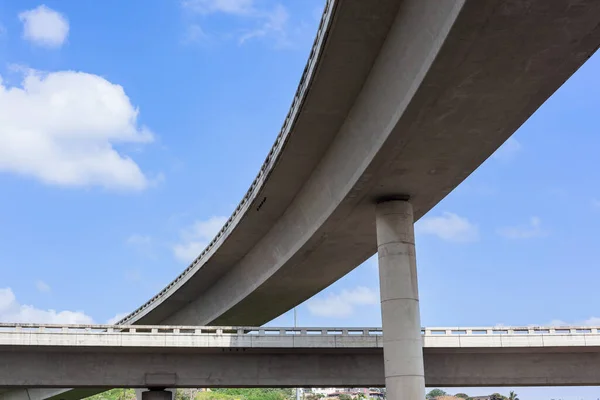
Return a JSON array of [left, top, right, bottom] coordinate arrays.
[[172, 216, 228, 263], [307, 286, 378, 318], [416, 212, 479, 243], [181, 0, 291, 46], [126, 234, 156, 259], [124, 268, 142, 282], [182, 0, 254, 15], [492, 137, 522, 162], [183, 23, 208, 44], [106, 312, 129, 325], [35, 280, 51, 293], [592, 198, 600, 209], [239, 4, 289, 46], [497, 216, 548, 239]]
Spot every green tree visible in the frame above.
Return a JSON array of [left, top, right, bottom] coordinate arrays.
[[212, 388, 294, 400], [426, 390, 448, 399], [455, 394, 469, 400], [490, 393, 508, 400], [85, 389, 136, 400], [508, 392, 519, 400], [338, 395, 352, 400]]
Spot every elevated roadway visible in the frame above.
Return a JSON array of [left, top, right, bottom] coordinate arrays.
[[117, 0, 600, 328], [2, 324, 600, 388], [6, 0, 600, 399]]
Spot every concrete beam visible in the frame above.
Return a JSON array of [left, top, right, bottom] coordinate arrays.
[[4, 349, 600, 388]]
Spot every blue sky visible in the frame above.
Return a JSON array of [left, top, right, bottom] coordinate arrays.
[[0, 1, 599, 399]]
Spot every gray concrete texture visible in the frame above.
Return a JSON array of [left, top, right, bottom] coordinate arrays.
[[2, 325, 600, 388], [118, 0, 600, 331], [376, 201, 424, 400]]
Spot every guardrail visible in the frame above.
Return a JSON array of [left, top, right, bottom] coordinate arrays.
[[0, 324, 598, 336]]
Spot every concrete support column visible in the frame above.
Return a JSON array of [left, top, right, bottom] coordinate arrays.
[[375, 200, 424, 400], [140, 389, 173, 400]]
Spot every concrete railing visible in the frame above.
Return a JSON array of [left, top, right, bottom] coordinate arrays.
[[1, 323, 599, 336], [422, 326, 600, 335]]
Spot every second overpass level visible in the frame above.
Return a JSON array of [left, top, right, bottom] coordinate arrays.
[[2, 324, 600, 388]]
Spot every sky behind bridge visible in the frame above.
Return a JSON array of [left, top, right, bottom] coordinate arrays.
[[0, 1, 599, 399]]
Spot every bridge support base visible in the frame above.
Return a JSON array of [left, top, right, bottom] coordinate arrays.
[[376, 200, 424, 400], [140, 389, 173, 400]]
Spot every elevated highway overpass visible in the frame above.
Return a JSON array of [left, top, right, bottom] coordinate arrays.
[[117, 0, 600, 328], [7, 1, 600, 400], [1, 324, 600, 388]]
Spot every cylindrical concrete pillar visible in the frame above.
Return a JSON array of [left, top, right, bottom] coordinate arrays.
[[375, 200, 424, 400], [141, 389, 173, 400]]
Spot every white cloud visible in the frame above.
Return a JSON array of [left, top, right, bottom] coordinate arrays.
[[0, 287, 93, 324], [172, 216, 228, 263], [182, 0, 254, 15], [416, 212, 479, 243], [106, 312, 128, 325], [127, 234, 152, 246], [239, 4, 289, 45], [19, 5, 69, 48], [124, 268, 142, 282], [182, 0, 290, 45], [183, 23, 208, 43], [0, 69, 156, 190], [307, 286, 378, 318], [497, 216, 548, 239], [592, 198, 600, 209], [35, 280, 51, 293], [126, 233, 154, 253], [492, 137, 522, 161]]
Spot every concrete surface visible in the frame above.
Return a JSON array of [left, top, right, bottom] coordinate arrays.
[[2, 324, 600, 388], [118, 0, 600, 329], [376, 201, 424, 400]]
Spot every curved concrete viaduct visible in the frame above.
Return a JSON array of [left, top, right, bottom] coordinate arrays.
[[6, 1, 600, 400], [118, 0, 600, 327]]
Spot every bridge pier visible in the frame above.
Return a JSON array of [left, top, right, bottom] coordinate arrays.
[[375, 200, 424, 400], [139, 389, 173, 400]]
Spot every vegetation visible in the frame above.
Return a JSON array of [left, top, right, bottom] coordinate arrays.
[[86, 389, 136, 400], [211, 388, 295, 400], [426, 390, 448, 399], [86, 389, 295, 400], [85, 388, 521, 400], [424, 389, 519, 400]]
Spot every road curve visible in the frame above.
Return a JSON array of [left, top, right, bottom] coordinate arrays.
[[119, 0, 600, 327]]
